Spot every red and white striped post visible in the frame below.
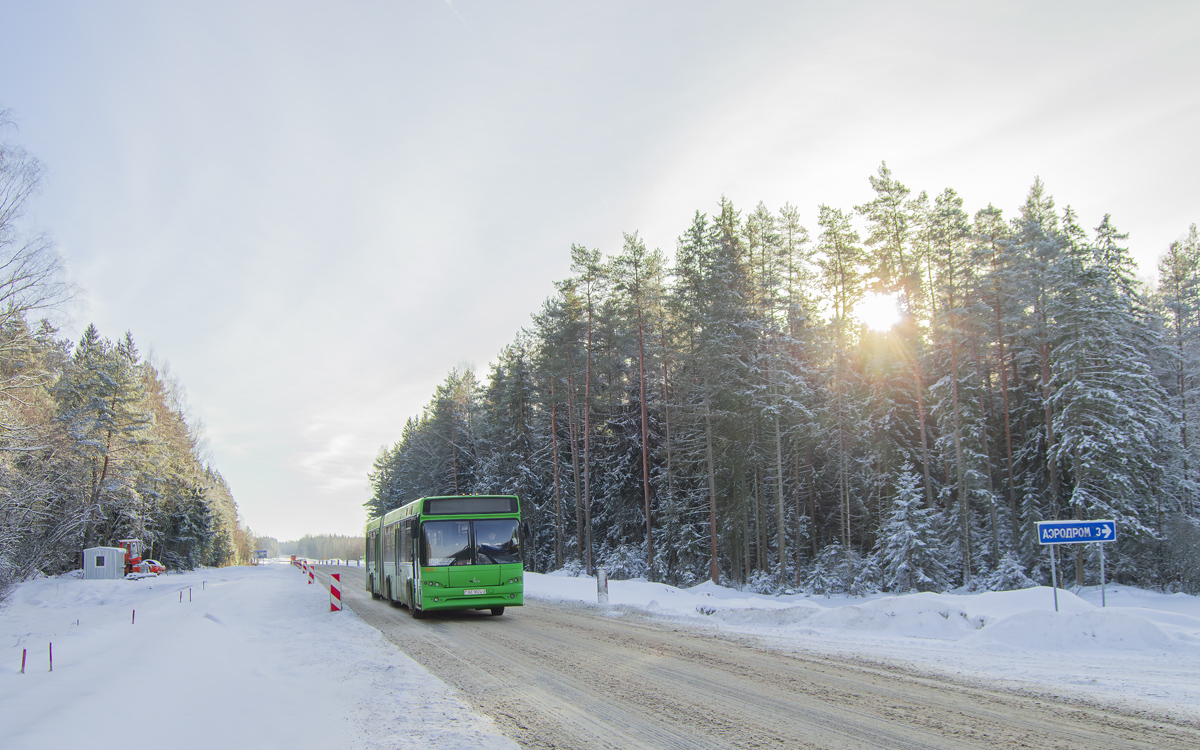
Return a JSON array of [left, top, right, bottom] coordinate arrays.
[[307, 561, 314, 585], [330, 573, 341, 612]]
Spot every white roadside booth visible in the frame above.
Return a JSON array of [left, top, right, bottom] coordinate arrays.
[[83, 546, 125, 579]]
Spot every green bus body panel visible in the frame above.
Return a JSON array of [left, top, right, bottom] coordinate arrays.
[[365, 495, 524, 614]]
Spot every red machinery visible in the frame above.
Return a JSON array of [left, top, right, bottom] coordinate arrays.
[[117, 539, 144, 576]]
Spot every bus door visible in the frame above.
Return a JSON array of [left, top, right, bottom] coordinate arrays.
[[383, 523, 398, 599], [399, 518, 415, 606], [411, 519, 425, 608], [373, 530, 383, 594], [365, 530, 376, 593]]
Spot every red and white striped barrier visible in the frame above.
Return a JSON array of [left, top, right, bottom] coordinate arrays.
[[307, 562, 314, 585], [330, 573, 341, 612]]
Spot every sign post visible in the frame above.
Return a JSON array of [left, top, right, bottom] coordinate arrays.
[[1036, 520, 1116, 611]]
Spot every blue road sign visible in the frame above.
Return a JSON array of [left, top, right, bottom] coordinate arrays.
[[1036, 519, 1116, 545]]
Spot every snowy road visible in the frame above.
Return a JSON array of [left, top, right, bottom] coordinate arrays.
[[325, 566, 1200, 750]]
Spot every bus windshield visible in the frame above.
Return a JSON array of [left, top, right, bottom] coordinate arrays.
[[422, 519, 521, 566], [474, 519, 521, 564]]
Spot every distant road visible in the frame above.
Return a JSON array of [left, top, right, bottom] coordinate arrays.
[[320, 565, 1199, 750]]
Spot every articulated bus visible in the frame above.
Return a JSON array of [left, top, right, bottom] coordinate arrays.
[[365, 495, 527, 617]]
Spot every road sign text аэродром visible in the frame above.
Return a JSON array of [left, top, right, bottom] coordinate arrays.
[[1036, 520, 1116, 545]]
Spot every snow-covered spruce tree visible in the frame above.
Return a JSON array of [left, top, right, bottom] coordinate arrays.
[[669, 201, 756, 584], [365, 367, 483, 517], [816, 204, 867, 555], [1155, 223, 1200, 516], [1159, 514, 1200, 593], [531, 286, 587, 569], [972, 204, 1026, 559], [474, 341, 540, 500], [609, 232, 667, 578], [772, 201, 822, 586], [803, 540, 844, 596], [429, 367, 481, 495], [849, 548, 881, 596], [161, 487, 214, 571], [926, 187, 996, 586], [983, 551, 1037, 591], [875, 466, 949, 593], [1005, 179, 1067, 536], [856, 163, 936, 510], [651, 489, 706, 586], [1049, 211, 1172, 586], [568, 243, 606, 575], [745, 201, 785, 585]]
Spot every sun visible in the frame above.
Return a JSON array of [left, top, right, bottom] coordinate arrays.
[[856, 292, 903, 332]]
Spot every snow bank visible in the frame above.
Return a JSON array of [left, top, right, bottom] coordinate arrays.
[[529, 571, 1200, 715], [962, 609, 1183, 653], [0, 565, 517, 750]]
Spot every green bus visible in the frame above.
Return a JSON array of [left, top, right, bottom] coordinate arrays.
[[365, 495, 527, 617]]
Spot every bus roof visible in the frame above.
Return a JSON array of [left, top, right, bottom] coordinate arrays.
[[367, 495, 521, 527]]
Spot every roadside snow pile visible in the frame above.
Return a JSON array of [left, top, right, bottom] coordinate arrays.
[[527, 571, 1200, 715], [962, 609, 1184, 653], [0, 565, 517, 750]]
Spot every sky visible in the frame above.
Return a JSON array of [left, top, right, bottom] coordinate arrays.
[[1, 1, 1197, 540]]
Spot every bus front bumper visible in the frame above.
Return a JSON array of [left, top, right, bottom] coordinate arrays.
[[420, 585, 523, 611]]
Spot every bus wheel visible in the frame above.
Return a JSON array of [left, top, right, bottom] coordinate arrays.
[[411, 605, 425, 619], [490, 606, 505, 616]]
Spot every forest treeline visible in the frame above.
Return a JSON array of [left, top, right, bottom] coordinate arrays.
[[0, 114, 250, 601], [255, 534, 365, 562], [370, 163, 1200, 595]]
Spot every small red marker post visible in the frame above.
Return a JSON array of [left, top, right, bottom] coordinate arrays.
[[21, 648, 26, 674], [330, 573, 341, 612], [132, 610, 136, 625]]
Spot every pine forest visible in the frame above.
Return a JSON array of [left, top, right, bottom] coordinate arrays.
[[0, 118, 251, 600], [368, 163, 1200, 595]]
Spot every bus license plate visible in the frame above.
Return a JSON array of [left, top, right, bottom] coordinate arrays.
[[464, 588, 486, 595]]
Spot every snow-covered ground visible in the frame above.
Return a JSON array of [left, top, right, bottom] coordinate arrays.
[[3, 565, 1197, 750], [530, 572, 1200, 719], [0, 564, 517, 750]]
